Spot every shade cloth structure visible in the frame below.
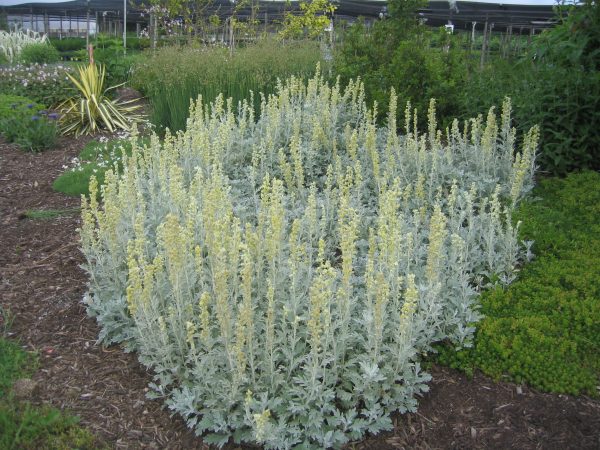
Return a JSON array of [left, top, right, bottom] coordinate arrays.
[[1, 0, 561, 27]]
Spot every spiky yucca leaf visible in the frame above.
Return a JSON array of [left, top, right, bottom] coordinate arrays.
[[58, 63, 143, 136]]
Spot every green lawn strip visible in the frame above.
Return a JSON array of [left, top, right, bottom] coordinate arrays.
[[0, 337, 103, 449], [53, 137, 148, 197], [437, 170, 600, 396], [23, 208, 80, 220]]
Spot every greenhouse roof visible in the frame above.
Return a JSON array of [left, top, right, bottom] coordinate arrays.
[[0, 0, 564, 29]]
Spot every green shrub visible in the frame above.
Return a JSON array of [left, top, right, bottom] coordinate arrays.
[[0, 338, 35, 397], [0, 94, 43, 119], [94, 49, 143, 86], [334, 15, 469, 129], [0, 94, 57, 152], [126, 37, 151, 50], [19, 43, 60, 64], [437, 171, 600, 395], [49, 37, 86, 52], [459, 1, 600, 175], [132, 39, 323, 132], [0, 64, 74, 107]]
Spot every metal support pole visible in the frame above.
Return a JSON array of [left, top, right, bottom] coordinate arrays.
[[123, 0, 127, 54]]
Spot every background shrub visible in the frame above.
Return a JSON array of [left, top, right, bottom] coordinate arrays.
[[334, 11, 469, 128], [0, 95, 58, 152], [19, 42, 60, 64], [458, 0, 600, 174], [49, 37, 86, 53], [0, 64, 74, 106]]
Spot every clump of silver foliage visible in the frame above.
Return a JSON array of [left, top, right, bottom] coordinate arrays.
[[81, 70, 537, 449]]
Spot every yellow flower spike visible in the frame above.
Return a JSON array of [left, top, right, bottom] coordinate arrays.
[[198, 292, 211, 345], [426, 204, 448, 285], [126, 242, 143, 317], [278, 148, 294, 193], [186, 321, 196, 351], [400, 273, 419, 332], [253, 410, 271, 442], [427, 99, 437, 148]]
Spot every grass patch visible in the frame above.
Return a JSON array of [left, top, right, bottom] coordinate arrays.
[[0, 314, 103, 449], [23, 208, 79, 220], [52, 137, 144, 197], [437, 170, 600, 396]]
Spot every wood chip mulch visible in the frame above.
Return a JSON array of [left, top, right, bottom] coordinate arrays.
[[1, 136, 599, 450]]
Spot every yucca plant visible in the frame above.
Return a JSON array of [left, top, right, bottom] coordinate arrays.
[[58, 63, 143, 136]]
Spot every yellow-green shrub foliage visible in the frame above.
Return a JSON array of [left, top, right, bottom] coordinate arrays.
[[81, 71, 537, 448]]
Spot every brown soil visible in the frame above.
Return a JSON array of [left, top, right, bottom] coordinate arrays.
[[1, 136, 599, 450]]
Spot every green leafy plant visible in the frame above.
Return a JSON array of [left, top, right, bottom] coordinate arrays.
[[19, 43, 60, 65], [459, 0, 600, 175], [280, 0, 336, 39], [58, 63, 143, 136], [334, 18, 469, 129], [0, 95, 58, 152], [0, 94, 43, 119], [437, 171, 600, 395], [0, 64, 74, 107], [49, 37, 86, 53], [0, 327, 101, 449]]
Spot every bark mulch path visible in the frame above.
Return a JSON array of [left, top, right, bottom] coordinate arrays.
[[1, 137, 599, 450]]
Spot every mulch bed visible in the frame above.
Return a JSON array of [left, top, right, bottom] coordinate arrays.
[[1, 136, 599, 450]]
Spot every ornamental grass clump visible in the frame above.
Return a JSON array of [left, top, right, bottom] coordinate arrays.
[[0, 29, 48, 64], [81, 71, 537, 448]]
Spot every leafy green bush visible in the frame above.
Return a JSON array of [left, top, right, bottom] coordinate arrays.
[[437, 171, 600, 396], [49, 37, 86, 52], [459, 1, 600, 175], [0, 338, 35, 397], [334, 15, 469, 128], [94, 49, 143, 87], [132, 39, 323, 132], [0, 94, 42, 119], [81, 73, 537, 447], [0, 94, 57, 152], [0, 64, 74, 107], [19, 43, 60, 64]]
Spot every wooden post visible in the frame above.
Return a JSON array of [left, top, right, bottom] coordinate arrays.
[[43, 11, 49, 35], [86, 0, 90, 48], [480, 20, 488, 70], [487, 23, 494, 61]]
